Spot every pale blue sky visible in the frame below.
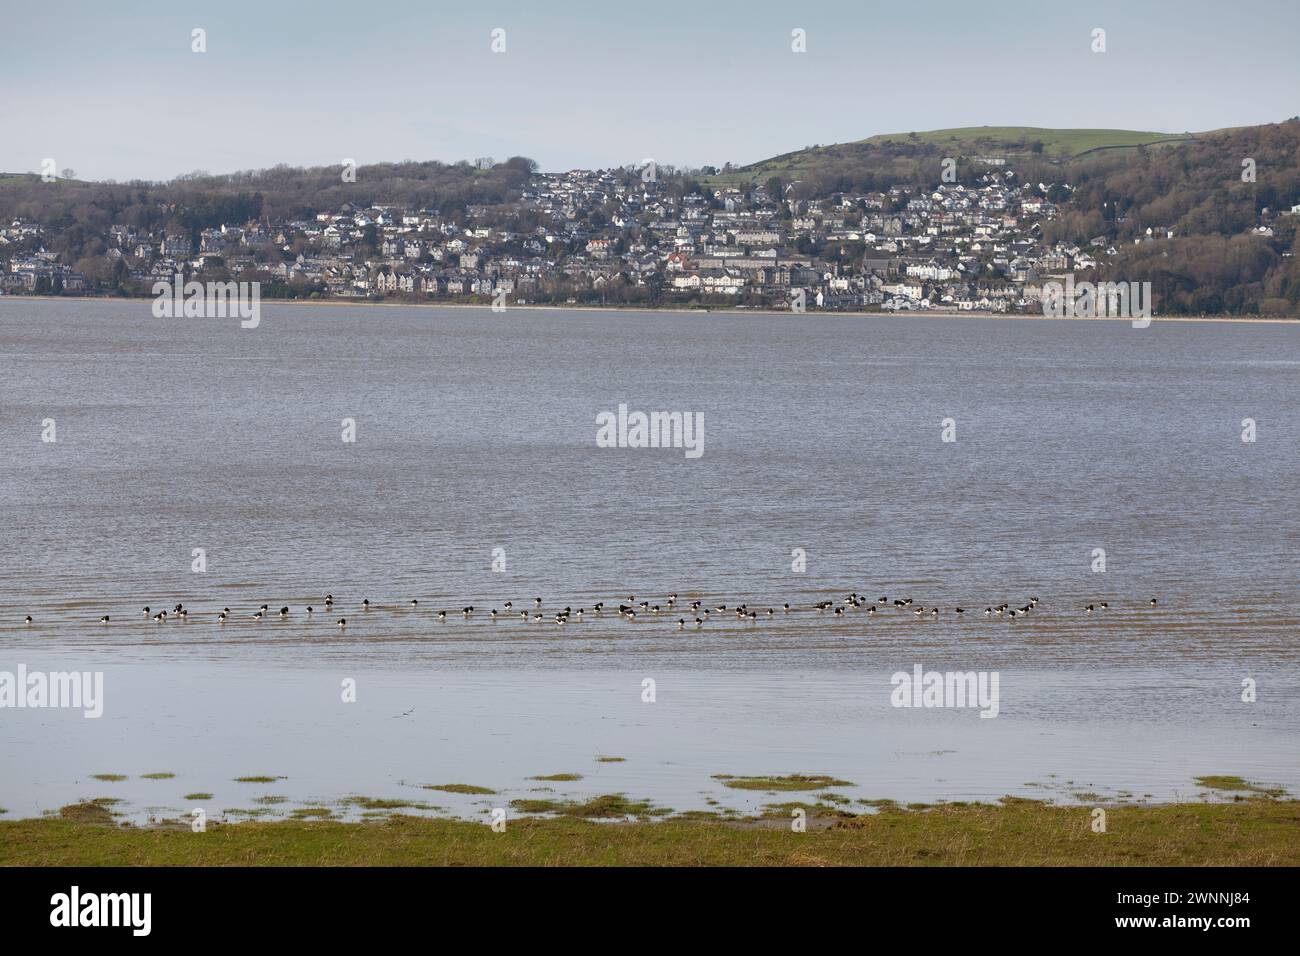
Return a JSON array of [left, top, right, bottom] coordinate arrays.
[[2, 0, 1296, 181]]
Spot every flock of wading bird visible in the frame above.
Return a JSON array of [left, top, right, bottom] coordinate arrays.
[[19, 592, 1159, 630]]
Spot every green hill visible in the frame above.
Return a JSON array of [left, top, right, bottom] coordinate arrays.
[[708, 126, 1198, 187], [860, 126, 1191, 156]]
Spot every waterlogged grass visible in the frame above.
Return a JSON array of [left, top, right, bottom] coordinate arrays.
[[58, 801, 118, 824], [90, 774, 128, 782], [234, 776, 286, 784], [595, 757, 626, 763], [509, 794, 669, 819], [509, 798, 580, 815], [253, 796, 288, 806], [530, 773, 583, 782], [6, 800, 1297, 866], [713, 774, 854, 792], [140, 772, 176, 780], [340, 797, 438, 811], [183, 793, 213, 801], [816, 792, 853, 805], [291, 807, 334, 820], [1194, 775, 1286, 798], [1196, 775, 1251, 790], [422, 784, 496, 795], [764, 801, 857, 819]]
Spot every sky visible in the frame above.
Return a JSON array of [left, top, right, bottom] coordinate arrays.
[[2, 0, 1297, 182]]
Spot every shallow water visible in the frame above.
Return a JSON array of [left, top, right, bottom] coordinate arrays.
[[1, 299, 1296, 822]]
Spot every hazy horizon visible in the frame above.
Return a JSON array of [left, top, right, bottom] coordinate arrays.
[[3, 0, 1298, 182]]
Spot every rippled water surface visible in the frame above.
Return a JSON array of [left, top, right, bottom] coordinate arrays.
[[1, 299, 1296, 821]]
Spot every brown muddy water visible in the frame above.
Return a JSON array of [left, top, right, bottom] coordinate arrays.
[[0, 298, 1296, 823]]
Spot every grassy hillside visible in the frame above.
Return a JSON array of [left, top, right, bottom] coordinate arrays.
[[707, 126, 1197, 187], [858, 126, 1192, 157]]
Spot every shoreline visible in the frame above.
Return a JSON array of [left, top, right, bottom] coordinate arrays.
[[2, 293, 1297, 324], [3, 798, 1296, 866]]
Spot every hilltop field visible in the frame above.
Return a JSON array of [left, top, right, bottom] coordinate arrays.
[[707, 126, 1198, 185]]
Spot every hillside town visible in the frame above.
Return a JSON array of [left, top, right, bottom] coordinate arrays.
[[0, 164, 1206, 312]]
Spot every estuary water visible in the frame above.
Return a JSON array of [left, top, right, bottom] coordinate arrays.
[[1, 298, 1296, 822]]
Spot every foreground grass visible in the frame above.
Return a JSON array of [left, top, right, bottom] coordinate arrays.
[[3, 800, 1296, 866]]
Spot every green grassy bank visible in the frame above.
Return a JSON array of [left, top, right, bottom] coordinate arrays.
[[3, 799, 1296, 867]]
